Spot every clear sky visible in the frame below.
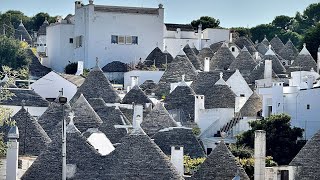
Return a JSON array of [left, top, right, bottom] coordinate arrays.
[[0, 0, 319, 28]]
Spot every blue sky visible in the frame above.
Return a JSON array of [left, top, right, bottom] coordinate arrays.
[[0, 0, 319, 27]]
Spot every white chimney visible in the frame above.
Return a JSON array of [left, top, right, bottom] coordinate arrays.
[[6, 126, 19, 180], [317, 46, 320, 74], [131, 76, 139, 88], [229, 32, 233, 43], [264, 60, 272, 80], [198, 24, 202, 50], [254, 130, 266, 180], [255, 52, 260, 60], [171, 146, 184, 176], [132, 104, 143, 131], [75, 1, 82, 9], [194, 95, 205, 123], [175, 28, 182, 39], [89, 0, 93, 4], [75, 61, 84, 75], [204, 57, 210, 72]]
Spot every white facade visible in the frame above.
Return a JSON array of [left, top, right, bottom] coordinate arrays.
[[202, 28, 230, 46], [30, 71, 79, 102], [36, 35, 47, 54]]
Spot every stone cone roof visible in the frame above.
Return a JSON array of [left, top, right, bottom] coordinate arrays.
[[204, 77, 236, 109], [144, 47, 173, 68], [288, 45, 316, 73], [263, 47, 286, 74], [255, 43, 268, 55], [210, 41, 224, 53], [70, 66, 121, 104], [210, 43, 235, 71], [11, 107, 51, 156], [38, 19, 49, 36], [0, 89, 49, 107], [246, 61, 278, 84], [197, 47, 214, 67], [14, 21, 32, 44], [192, 141, 249, 180], [38, 102, 71, 139], [102, 61, 129, 72], [88, 98, 129, 144], [229, 47, 257, 76], [71, 94, 103, 132], [155, 52, 197, 97], [122, 85, 152, 105], [140, 80, 157, 95], [270, 35, 285, 54], [261, 36, 270, 46], [141, 103, 178, 137], [26, 49, 51, 78], [278, 39, 298, 61], [152, 127, 205, 158], [191, 43, 199, 55], [183, 44, 203, 70], [289, 130, 320, 179], [164, 84, 196, 123], [240, 92, 262, 117], [234, 36, 257, 55], [100, 133, 183, 179], [21, 122, 101, 180]]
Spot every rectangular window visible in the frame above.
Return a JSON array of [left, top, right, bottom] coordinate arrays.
[[126, 36, 132, 44], [240, 94, 245, 97], [132, 36, 138, 44], [111, 35, 118, 44], [69, 38, 73, 43], [75, 36, 83, 48], [118, 36, 125, 44], [307, 104, 310, 109]]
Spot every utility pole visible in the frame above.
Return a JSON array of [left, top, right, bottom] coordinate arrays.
[[58, 89, 67, 180]]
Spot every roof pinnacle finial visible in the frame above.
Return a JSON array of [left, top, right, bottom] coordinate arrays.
[[95, 57, 99, 67], [268, 44, 272, 50], [182, 74, 185, 82], [68, 111, 75, 125], [219, 72, 223, 79], [303, 43, 306, 48], [19, 19, 23, 26], [221, 131, 227, 141], [21, 100, 26, 109]]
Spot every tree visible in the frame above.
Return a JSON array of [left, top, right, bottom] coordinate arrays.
[[236, 114, 305, 165], [64, 62, 78, 74], [272, 15, 293, 30], [250, 24, 282, 43], [0, 35, 31, 70], [191, 16, 220, 30], [30, 12, 56, 31], [303, 3, 320, 25], [0, 13, 15, 37], [302, 23, 320, 60], [231, 27, 251, 38]]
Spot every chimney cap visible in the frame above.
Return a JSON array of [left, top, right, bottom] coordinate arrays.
[[158, 4, 163, 8], [8, 126, 19, 139]]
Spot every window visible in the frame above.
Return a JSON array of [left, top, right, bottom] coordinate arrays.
[[240, 94, 245, 97], [75, 36, 83, 48], [69, 38, 73, 43], [132, 36, 138, 44], [231, 47, 235, 52], [111, 35, 118, 44], [307, 104, 310, 109], [126, 36, 132, 44], [282, 61, 286, 66], [118, 36, 125, 44]]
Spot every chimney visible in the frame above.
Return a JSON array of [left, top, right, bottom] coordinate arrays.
[[229, 32, 233, 43], [194, 95, 205, 123], [264, 60, 272, 80], [198, 24, 202, 50], [75, 61, 84, 75], [89, 0, 93, 4], [254, 130, 266, 180], [75, 1, 82, 9], [132, 104, 143, 131], [175, 28, 182, 39], [255, 52, 260, 60], [204, 57, 210, 72], [171, 146, 184, 176], [131, 76, 139, 88], [6, 126, 19, 180], [317, 46, 320, 74]]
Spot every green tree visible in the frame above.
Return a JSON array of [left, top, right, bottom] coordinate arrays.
[[0, 35, 31, 70], [3, 10, 31, 30], [231, 27, 251, 38], [64, 62, 78, 74], [272, 15, 293, 30], [303, 3, 320, 25], [303, 23, 320, 60], [0, 13, 15, 37], [236, 114, 305, 165], [30, 12, 56, 31], [250, 24, 281, 43], [191, 16, 220, 30]]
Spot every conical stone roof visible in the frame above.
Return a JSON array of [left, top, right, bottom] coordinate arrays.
[[122, 85, 152, 105], [255, 43, 268, 55], [155, 51, 197, 97], [183, 44, 203, 70], [70, 65, 121, 104], [191, 43, 199, 55], [88, 98, 129, 144], [139, 80, 157, 95], [21, 121, 101, 180], [141, 103, 178, 137], [38, 19, 49, 36], [197, 46, 214, 67], [71, 94, 103, 132], [210, 41, 224, 53], [210, 43, 235, 71], [270, 35, 285, 54], [144, 47, 173, 68], [26, 49, 51, 78], [234, 36, 257, 55], [192, 142, 249, 180], [278, 39, 298, 61], [164, 84, 196, 123], [288, 44, 317, 73], [153, 127, 205, 158], [290, 130, 320, 179], [261, 35, 270, 47], [11, 107, 51, 156], [38, 102, 71, 139], [240, 92, 262, 117], [263, 46, 286, 74], [14, 20, 32, 44], [100, 133, 183, 179], [246, 61, 278, 84], [229, 47, 257, 76]]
